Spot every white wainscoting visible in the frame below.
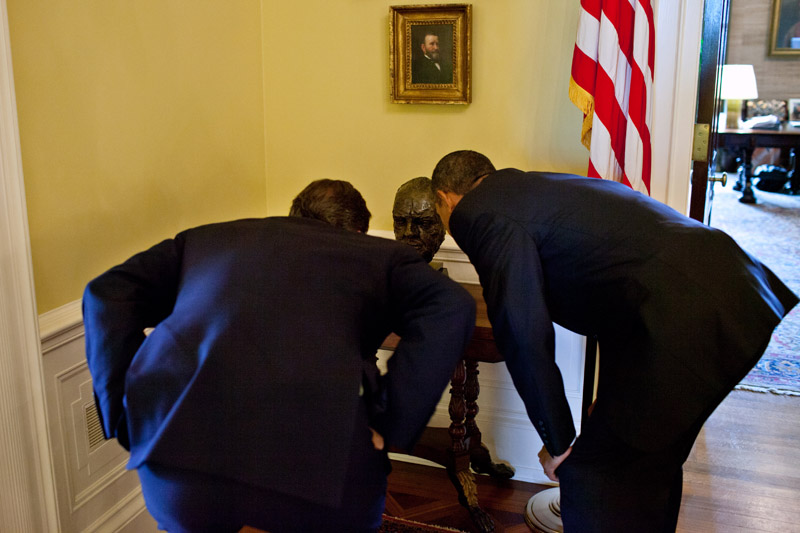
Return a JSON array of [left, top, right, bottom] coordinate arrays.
[[39, 302, 158, 533], [371, 231, 587, 484]]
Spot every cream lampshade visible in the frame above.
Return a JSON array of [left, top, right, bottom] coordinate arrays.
[[720, 64, 759, 129]]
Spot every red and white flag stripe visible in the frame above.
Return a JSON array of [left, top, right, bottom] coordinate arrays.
[[569, 0, 654, 195]]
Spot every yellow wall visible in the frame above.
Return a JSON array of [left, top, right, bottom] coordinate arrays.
[[263, 1, 588, 230], [8, 1, 266, 312], [10, 0, 588, 313]]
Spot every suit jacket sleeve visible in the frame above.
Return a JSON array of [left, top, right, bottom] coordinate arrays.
[[452, 210, 576, 456], [382, 250, 476, 452], [82, 236, 183, 449]]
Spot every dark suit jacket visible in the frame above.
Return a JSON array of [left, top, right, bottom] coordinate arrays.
[[411, 55, 452, 84], [83, 216, 475, 508], [450, 170, 798, 455]]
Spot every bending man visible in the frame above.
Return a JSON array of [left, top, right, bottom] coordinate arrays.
[[83, 179, 475, 533], [431, 150, 797, 532]]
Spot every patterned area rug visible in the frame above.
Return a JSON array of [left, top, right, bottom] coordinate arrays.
[[709, 179, 800, 395], [379, 515, 467, 533]]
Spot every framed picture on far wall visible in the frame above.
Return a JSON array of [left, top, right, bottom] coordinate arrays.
[[788, 98, 800, 126], [769, 0, 800, 55], [389, 4, 472, 104]]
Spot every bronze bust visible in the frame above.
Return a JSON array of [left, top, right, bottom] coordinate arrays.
[[392, 177, 446, 264]]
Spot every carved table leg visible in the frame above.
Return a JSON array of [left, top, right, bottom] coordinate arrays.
[[448, 359, 468, 455], [464, 359, 479, 438], [465, 360, 515, 480], [447, 360, 495, 533]]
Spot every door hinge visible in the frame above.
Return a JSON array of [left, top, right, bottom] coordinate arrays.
[[692, 123, 710, 162]]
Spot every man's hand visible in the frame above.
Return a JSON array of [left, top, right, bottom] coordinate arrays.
[[538, 445, 572, 482], [369, 428, 384, 451]]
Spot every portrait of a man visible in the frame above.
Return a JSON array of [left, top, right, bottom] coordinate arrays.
[[780, 0, 800, 47], [789, 99, 800, 124], [411, 24, 454, 84], [389, 4, 471, 104], [771, 0, 800, 53]]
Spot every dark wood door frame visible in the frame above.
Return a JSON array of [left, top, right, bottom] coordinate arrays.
[[689, 0, 731, 222]]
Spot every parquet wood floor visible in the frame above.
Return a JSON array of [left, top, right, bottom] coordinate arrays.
[[385, 460, 549, 533], [386, 389, 800, 533]]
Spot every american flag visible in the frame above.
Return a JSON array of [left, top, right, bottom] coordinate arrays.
[[569, 0, 655, 195]]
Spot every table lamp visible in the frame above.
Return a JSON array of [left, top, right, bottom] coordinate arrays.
[[720, 64, 758, 129]]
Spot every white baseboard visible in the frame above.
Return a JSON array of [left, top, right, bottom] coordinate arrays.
[[84, 490, 157, 533]]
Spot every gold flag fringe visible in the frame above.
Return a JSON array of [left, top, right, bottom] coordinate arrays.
[[569, 76, 594, 150]]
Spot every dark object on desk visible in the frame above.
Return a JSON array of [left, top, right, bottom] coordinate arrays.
[[754, 164, 790, 192], [717, 124, 800, 203]]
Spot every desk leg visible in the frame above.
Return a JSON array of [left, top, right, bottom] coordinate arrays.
[[733, 163, 744, 191], [739, 147, 757, 204], [446, 360, 495, 533], [448, 360, 468, 455], [465, 360, 515, 479]]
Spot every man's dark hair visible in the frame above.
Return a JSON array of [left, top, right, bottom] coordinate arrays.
[[431, 150, 496, 199], [289, 179, 371, 233]]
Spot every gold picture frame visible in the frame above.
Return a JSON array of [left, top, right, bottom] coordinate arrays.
[[390, 4, 472, 105], [769, 0, 800, 56], [789, 98, 800, 125]]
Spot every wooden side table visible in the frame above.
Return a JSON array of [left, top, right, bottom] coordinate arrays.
[[382, 283, 513, 533]]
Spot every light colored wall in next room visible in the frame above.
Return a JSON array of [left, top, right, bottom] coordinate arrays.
[[726, 0, 800, 101]]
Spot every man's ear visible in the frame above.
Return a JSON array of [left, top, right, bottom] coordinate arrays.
[[435, 190, 449, 207], [436, 190, 461, 210]]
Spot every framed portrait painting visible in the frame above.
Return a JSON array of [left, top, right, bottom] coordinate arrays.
[[789, 98, 800, 126], [769, 0, 800, 56], [390, 4, 471, 104]]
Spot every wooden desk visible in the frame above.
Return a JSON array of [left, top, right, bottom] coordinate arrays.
[[717, 124, 800, 203], [382, 283, 510, 533]]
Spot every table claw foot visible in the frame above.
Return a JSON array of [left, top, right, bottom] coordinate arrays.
[[470, 444, 515, 479], [448, 468, 495, 532], [467, 505, 495, 533], [472, 459, 515, 479]]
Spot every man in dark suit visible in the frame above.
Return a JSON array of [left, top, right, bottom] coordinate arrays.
[[430, 150, 798, 532], [411, 31, 453, 84], [83, 179, 475, 532]]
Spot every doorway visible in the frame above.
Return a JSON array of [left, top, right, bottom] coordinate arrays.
[[696, 0, 800, 394]]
